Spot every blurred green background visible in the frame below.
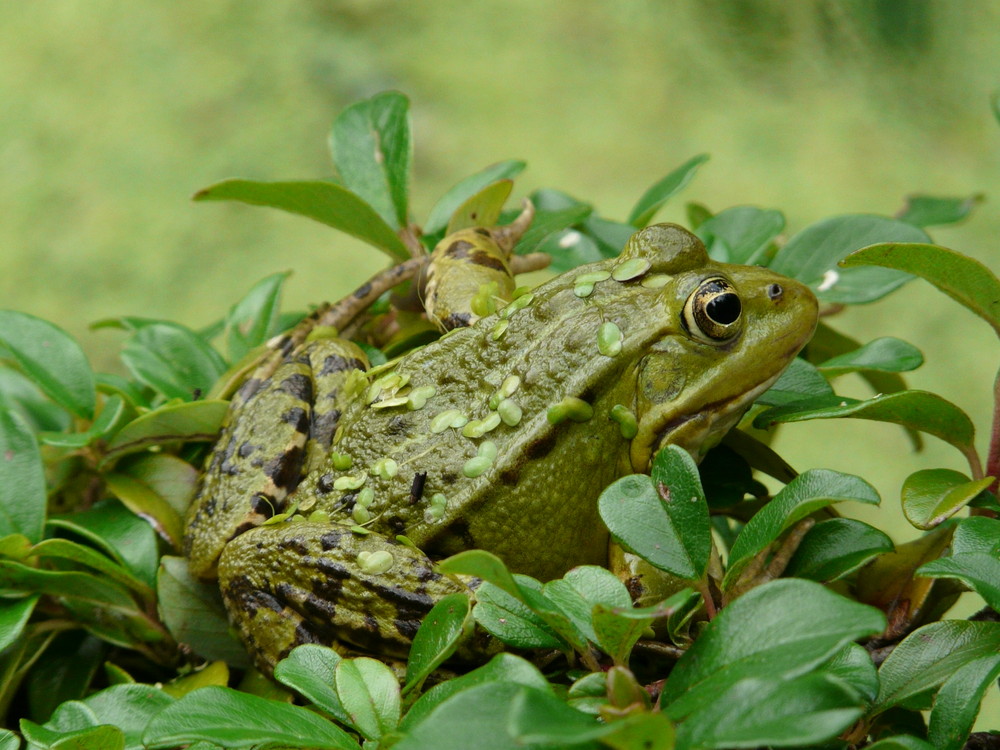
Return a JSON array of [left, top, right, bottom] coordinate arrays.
[[3, 0, 1000, 717]]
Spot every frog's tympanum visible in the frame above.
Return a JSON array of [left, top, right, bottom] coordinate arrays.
[[184, 223, 819, 672]]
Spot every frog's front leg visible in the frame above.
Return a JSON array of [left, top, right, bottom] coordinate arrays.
[[217, 522, 469, 672]]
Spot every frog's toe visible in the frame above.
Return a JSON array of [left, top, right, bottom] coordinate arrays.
[[216, 521, 468, 673]]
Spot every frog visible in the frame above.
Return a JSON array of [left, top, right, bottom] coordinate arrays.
[[184, 221, 819, 673]]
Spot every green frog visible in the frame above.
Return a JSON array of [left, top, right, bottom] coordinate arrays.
[[184, 222, 819, 672]]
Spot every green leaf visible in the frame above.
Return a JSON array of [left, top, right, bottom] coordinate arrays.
[[627, 154, 709, 227], [0, 595, 38, 651], [121, 323, 226, 401], [0, 310, 96, 418], [194, 178, 409, 260], [103, 400, 228, 461], [724, 469, 880, 589], [592, 596, 687, 667], [156, 556, 250, 667], [505, 686, 604, 745], [423, 160, 527, 235], [444, 179, 513, 235], [22, 723, 125, 750], [541, 566, 632, 645], [0, 561, 134, 608], [514, 204, 593, 256], [535, 228, 605, 272], [400, 653, 551, 732], [224, 272, 289, 362], [0, 367, 72, 433], [818, 337, 924, 376], [273, 645, 350, 726], [825, 642, 880, 705], [901, 469, 992, 530], [754, 390, 977, 465], [866, 736, 936, 750], [674, 673, 863, 750], [770, 215, 929, 303], [784, 518, 894, 582], [599, 447, 710, 581], [662, 579, 885, 720], [756, 357, 833, 407], [895, 193, 983, 228], [141, 685, 359, 749], [472, 581, 566, 650], [696, 205, 785, 265], [27, 631, 104, 725], [39, 395, 128, 449], [31, 539, 154, 602], [330, 90, 411, 229], [49, 499, 159, 589], [115, 453, 199, 518], [335, 657, 401, 742], [917, 554, 1000, 611], [395, 683, 585, 750], [0, 408, 46, 542], [0, 730, 19, 750], [104, 473, 183, 549], [951, 516, 1000, 555], [582, 216, 634, 258], [842, 242, 1000, 337], [927, 653, 1000, 750], [873, 620, 1000, 713], [404, 592, 472, 694]]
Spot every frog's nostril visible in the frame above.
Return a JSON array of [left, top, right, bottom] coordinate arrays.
[[767, 283, 783, 301]]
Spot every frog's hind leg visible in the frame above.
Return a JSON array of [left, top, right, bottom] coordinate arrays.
[[185, 338, 368, 578], [217, 522, 468, 674]]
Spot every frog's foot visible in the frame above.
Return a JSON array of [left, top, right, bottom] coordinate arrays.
[[217, 521, 469, 674]]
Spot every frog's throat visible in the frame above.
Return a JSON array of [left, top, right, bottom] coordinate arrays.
[[646, 367, 785, 467]]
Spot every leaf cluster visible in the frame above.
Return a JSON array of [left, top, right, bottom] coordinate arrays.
[[0, 92, 998, 749]]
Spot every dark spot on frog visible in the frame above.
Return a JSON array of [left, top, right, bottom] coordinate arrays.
[[263, 444, 305, 491], [416, 567, 443, 583], [276, 535, 308, 555], [394, 617, 420, 640], [526, 432, 557, 459], [317, 473, 336, 494], [294, 622, 324, 646], [578, 384, 599, 404], [228, 520, 259, 541], [624, 576, 644, 601], [440, 471, 458, 485], [387, 515, 407, 535], [386, 415, 412, 436], [316, 557, 351, 581], [409, 472, 427, 504], [444, 239, 474, 259], [443, 312, 473, 329], [364, 613, 379, 633], [250, 494, 275, 519], [320, 529, 348, 551], [468, 249, 506, 273], [226, 574, 283, 615], [500, 467, 520, 486], [302, 592, 337, 619], [312, 408, 341, 448], [279, 373, 313, 402], [281, 406, 310, 434], [354, 282, 373, 299], [320, 354, 366, 375], [474, 228, 491, 237]]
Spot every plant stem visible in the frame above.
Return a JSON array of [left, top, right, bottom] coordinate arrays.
[[986, 364, 1000, 492]]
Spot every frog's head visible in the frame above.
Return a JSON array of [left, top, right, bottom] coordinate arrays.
[[623, 224, 819, 470]]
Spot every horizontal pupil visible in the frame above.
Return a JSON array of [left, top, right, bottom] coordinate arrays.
[[706, 293, 741, 325]]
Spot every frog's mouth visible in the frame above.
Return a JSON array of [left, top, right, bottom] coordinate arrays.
[[647, 366, 786, 466]]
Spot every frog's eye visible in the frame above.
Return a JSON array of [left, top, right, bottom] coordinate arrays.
[[684, 277, 742, 342]]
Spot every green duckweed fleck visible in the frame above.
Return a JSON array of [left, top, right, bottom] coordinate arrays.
[[356, 487, 375, 508], [597, 321, 623, 357], [641, 274, 671, 289], [334, 473, 368, 491], [407, 385, 436, 410], [547, 397, 594, 425], [612, 257, 651, 281], [463, 455, 494, 478], [357, 550, 394, 575], [351, 506, 371, 524], [498, 398, 523, 426], [431, 409, 468, 433], [610, 404, 639, 439]]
